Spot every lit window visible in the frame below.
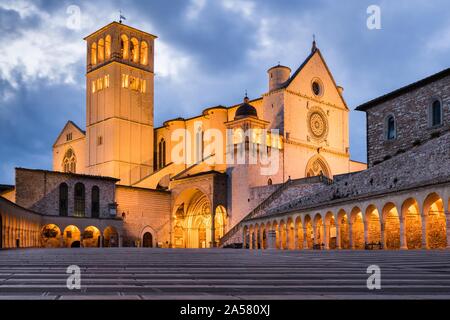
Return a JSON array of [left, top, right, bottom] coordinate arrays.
[[121, 34, 129, 59], [141, 79, 146, 93], [105, 35, 111, 60], [66, 133, 72, 141], [121, 74, 129, 88], [91, 42, 97, 65], [97, 136, 103, 146], [62, 149, 76, 173], [140, 41, 148, 65], [97, 78, 103, 91], [104, 75, 110, 88], [131, 38, 139, 63], [98, 38, 105, 63], [92, 81, 96, 93]]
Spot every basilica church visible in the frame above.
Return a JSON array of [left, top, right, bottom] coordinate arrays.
[[1, 22, 449, 251]]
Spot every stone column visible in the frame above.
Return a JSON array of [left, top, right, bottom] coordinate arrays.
[[293, 227, 299, 250], [335, 223, 341, 249], [302, 227, 308, 249], [80, 234, 84, 248], [249, 231, 253, 250], [323, 224, 329, 250], [242, 227, 247, 249], [363, 219, 369, 247], [119, 235, 123, 247], [380, 222, 386, 249], [348, 222, 354, 249], [284, 224, 289, 250], [100, 235, 103, 248], [59, 236, 64, 248], [400, 215, 408, 250], [267, 230, 276, 250], [421, 213, 428, 249]]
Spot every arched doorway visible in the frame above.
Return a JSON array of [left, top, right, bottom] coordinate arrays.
[[83, 226, 101, 248], [351, 207, 364, 249], [401, 198, 422, 249], [63, 225, 81, 248], [383, 202, 400, 249], [143, 232, 153, 248], [214, 206, 227, 245], [365, 205, 381, 244], [337, 209, 350, 249], [103, 226, 119, 247], [41, 224, 61, 248], [173, 188, 212, 248], [423, 193, 446, 249]]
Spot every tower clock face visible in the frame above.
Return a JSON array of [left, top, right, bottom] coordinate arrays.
[[308, 108, 328, 141]]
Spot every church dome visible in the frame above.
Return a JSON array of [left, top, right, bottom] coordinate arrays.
[[235, 96, 258, 120]]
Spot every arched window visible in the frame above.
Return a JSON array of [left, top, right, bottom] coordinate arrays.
[[74, 183, 85, 217], [386, 115, 396, 140], [62, 149, 76, 173], [430, 100, 442, 127], [91, 42, 97, 65], [305, 155, 331, 178], [120, 34, 129, 59], [158, 139, 166, 169], [98, 38, 105, 63], [130, 37, 139, 63], [140, 41, 148, 65], [105, 35, 111, 60], [267, 178, 273, 185], [91, 186, 100, 218], [59, 183, 68, 217]]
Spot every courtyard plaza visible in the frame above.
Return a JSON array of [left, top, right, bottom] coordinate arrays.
[[0, 248, 450, 299]]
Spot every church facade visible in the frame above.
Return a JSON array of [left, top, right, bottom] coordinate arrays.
[[1, 22, 448, 251]]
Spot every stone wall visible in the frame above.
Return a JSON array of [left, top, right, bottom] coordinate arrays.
[[116, 185, 171, 247], [365, 75, 450, 167], [15, 168, 117, 218]]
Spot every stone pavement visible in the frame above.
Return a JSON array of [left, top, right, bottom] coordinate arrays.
[[1, 248, 450, 299]]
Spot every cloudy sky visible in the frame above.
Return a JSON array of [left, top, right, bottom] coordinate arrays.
[[0, 0, 449, 184]]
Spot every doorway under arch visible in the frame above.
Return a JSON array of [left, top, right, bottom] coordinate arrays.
[[143, 232, 153, 248]]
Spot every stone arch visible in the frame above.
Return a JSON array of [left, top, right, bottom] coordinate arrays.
[[41, 224, 61, 248], [103, 226, 119, 247], [98, 38, 105, 63], [260, 223, 266, 249], [120, 34, 129, 59], [325, 211, 336, 249], [140, 225, 156, 248], [105, 34, 111, 59], [91, 42, 97, 65], [279, 220, 287, 249], [140, 40, 148, 65], [272, 220, 280, 249], [63, 225, 81, 248], [173, 188, 212, 248], [304, 215, 313, 249], [350, 207, 364, 249], [423, 192, 446, 249], [243, 225, 249, 249], [287, 217, 295, 250], [337, 209, 350, 249], [305, 154, 331, 178], [401, 198, 422, 249], [365, 204, 381, 244], [313, 213, 323, 247], [83, 226, 101, 248], [214, 205, 227, 244], [382, 202, 400, 249], [130, 37, 140, 63], [294, 216, 303, 249]]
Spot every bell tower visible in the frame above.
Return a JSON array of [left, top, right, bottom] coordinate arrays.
[[84, 22, 156, 185]]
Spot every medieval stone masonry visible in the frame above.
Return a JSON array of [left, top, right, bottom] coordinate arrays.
[[0, 21, 448, 251]]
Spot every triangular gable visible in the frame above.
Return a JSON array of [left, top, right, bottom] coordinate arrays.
[[284, 49, 348, 110], [53, 121, 86, 147]]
